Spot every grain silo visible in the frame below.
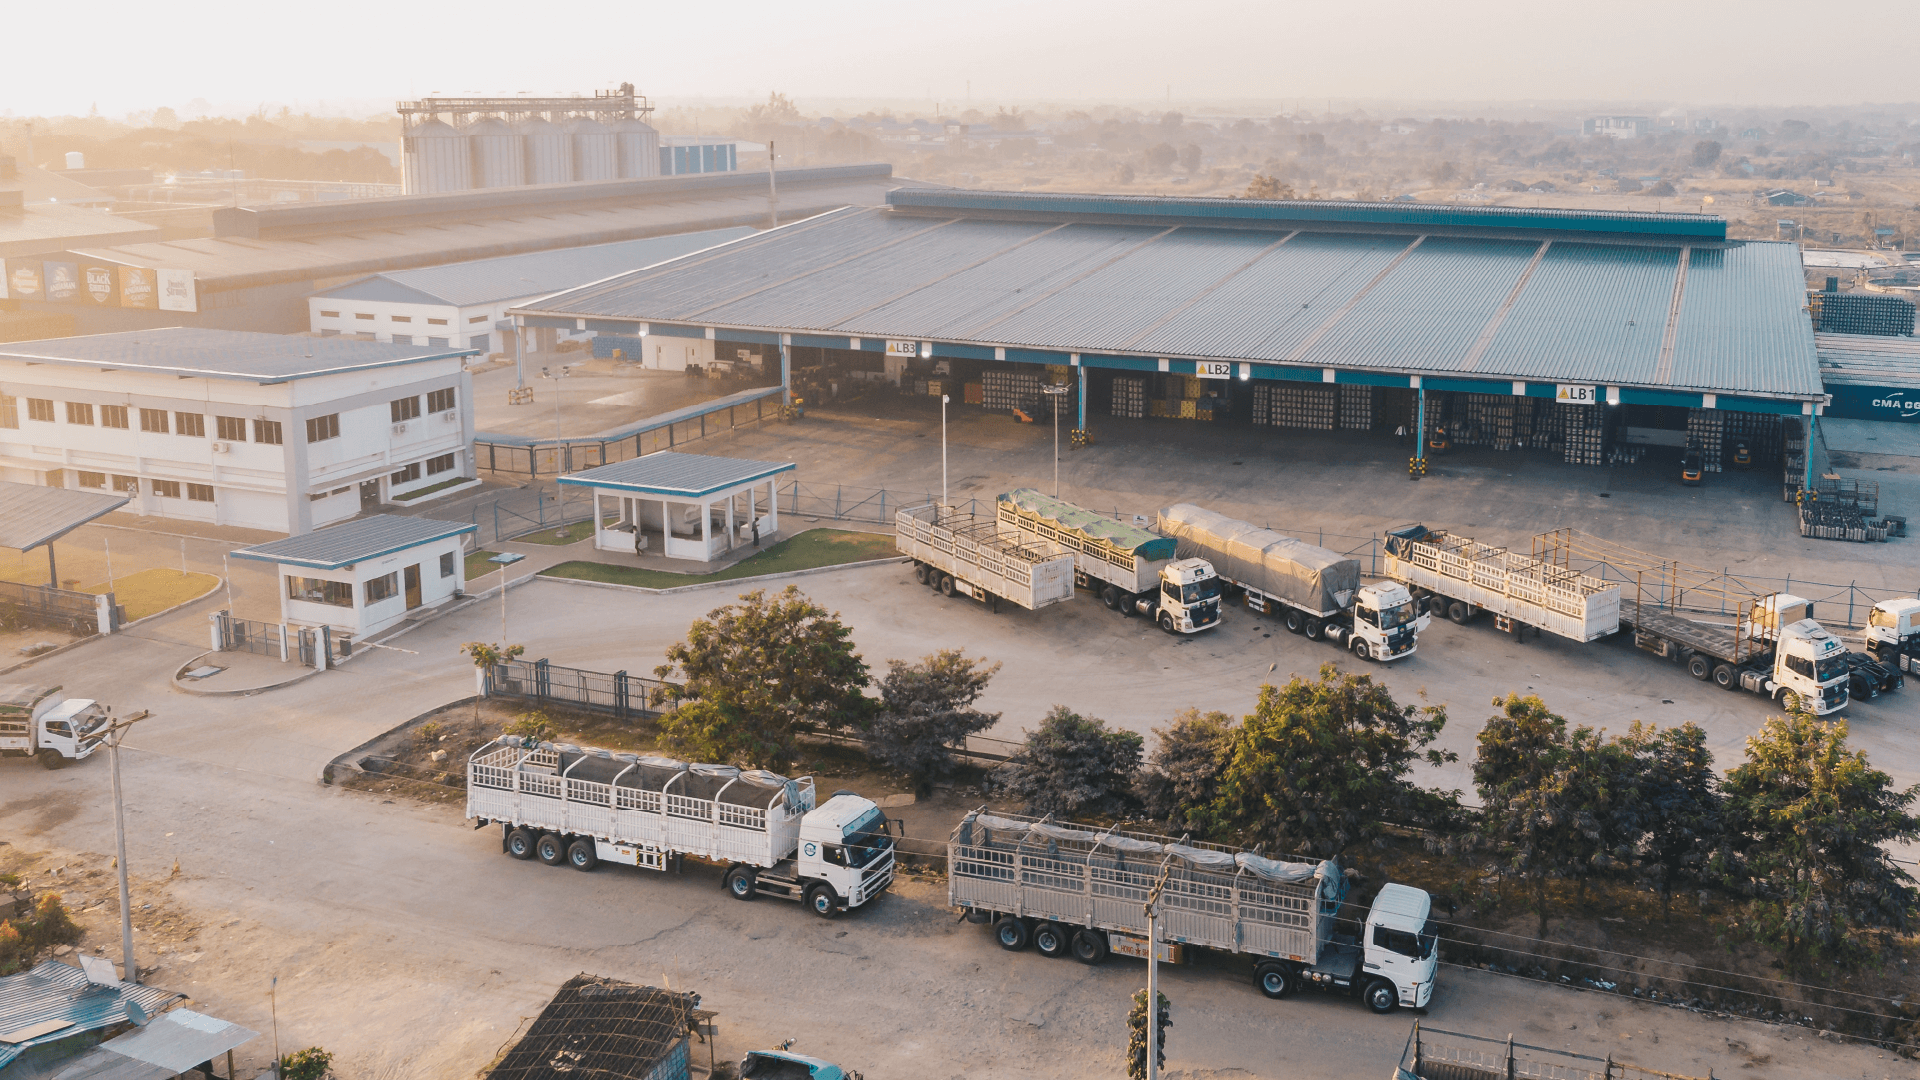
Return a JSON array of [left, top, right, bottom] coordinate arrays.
[[467, 117, 525, 189], [518, 117, 572, 185], [612, 118, 661, 179], [402, 119, 472, 194], [568, 117, 618, 182]]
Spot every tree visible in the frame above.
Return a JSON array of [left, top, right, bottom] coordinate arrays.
[[653, 586, 871, 771], [1719, 712, 1920, 959], [1622, 721, 1721, 919], [279, 1048, 334, 1080], [1143, 143, 1177, 172], [459, 641, 525, 721], [1126, 988, 1170, 1080], [1692, 140, 1723, 167], [1205, 665, 1454, 858], [1138, 708, 1236, 834], [993, 706, 1142, 819], [864, 649, 1001, 792], [1646, 180, 1677, 197], [151, 106, 178, 129], [1244, 175, 1296, 200], [1114, 163, 1135, 185], [1428, 160, 1457, 186], [1178, 142, 1203, 173]]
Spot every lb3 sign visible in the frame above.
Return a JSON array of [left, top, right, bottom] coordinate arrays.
[[885, 340, 921, 359], [1556, 384, 1599, 404], [1195, 360, 1236, 379]]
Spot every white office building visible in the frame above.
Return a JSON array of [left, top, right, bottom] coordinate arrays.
[[0, 329, 476, 535]]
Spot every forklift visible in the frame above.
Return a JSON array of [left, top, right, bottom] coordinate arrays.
[[1731, 441, 1753, 469], [1680, 441, 1705, 487]]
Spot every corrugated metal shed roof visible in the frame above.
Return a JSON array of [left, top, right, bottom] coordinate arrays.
[[0, 961, 182, 1071], [0, 481, 129, 550], [556, 451, 795, 498], [518, 194, 1821, 400], [229, 514, 475, 570], [98, 1007, 257, 1072], [1816, 332, 1920, 388], [314, 227, 756, 309], [0, 328, 474, 382]]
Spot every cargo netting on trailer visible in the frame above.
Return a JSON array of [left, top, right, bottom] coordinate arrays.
[[997, 488, 1175, 562]]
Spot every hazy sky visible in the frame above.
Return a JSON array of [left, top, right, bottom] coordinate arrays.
[[8, 0, 1912, 118]]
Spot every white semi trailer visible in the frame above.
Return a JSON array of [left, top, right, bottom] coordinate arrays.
[[1156, 504, 1424, 661], [994, 489, 1223, 633], [467, 736, 895, 918], [948, 811, 1438, 1013]]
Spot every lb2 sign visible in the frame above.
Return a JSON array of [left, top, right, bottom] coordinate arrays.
[[1556, 384, 1599, 404], [1195, 361, 1236, 379]]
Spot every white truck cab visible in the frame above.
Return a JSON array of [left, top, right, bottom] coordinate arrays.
[[1766, 619, 1851, 714], [795, 794, 896, 913], [1866, 598, 1920, 671], [1363, 882, 1439, 1009], [1133, 557, 1223, 633], [1350, 583, 1427, 661], [0, 684, 109, 770]]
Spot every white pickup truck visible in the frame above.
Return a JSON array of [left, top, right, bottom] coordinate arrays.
[[0, 684, 111, 769]]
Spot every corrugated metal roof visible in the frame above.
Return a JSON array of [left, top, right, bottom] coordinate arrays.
[[517, 196, 1822, 401], [556, 451, 795, 498], [0, 328, 474, 382], [229, 514, 475, 570], [314, 227, 757, 309], [1816, 332, 1920, 388], [98, 1007, 257, 1071], [0, 961, 182, 1071], [0, 481, 129, 550]]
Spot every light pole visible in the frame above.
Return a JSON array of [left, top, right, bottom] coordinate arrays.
[[539, 365, 571, 474], [940, 394, 949, 506], [1143, 862, 1173, 1080], [488, 551, 525, 648], [104, 709, 152, 985], [1042, 384, 1070, 497]]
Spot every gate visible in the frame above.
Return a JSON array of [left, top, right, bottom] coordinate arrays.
[[484, 658, 679, 719], [0, 581, 114, 636]]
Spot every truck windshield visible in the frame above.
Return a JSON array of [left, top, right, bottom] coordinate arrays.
[[1372, 924, 1437, 959], [1378, 601, 1416, 629], [1181, 579, 1221, 604], [1815, 653, 1849, 682], [843, 807, 892, 868]]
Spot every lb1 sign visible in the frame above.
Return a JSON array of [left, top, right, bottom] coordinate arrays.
[[1195, 360, 1235, 379], [1556, 384, 1599, 404]]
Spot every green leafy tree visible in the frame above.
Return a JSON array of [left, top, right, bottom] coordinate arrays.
[[993, 706, 1142, 819], [1692, 140, 1723, 167], [653, 587, 871, 771], [1206, 665, 1454, 858], [1126, 988, 1170, 1079], [1719, 712, 1920, 959], [1244, 175, 1297, 200], [460, 641, 525, 722], [1138, 708, 1237, 834], [864, 649, 1001, 792], [1622, 721, 1721, 919], [279, 1047, 333, 1080]]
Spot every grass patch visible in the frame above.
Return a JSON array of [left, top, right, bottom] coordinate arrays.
[[392, 476, 473, 502], [464, 549, 505, 579], [540, 529, 897, 589], [83, 568, 220, 621]]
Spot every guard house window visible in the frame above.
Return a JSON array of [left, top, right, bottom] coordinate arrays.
[[365, 572, 400, 605], [254, 419, 283, 445], [27, 398, 55, 422], [66, 402, 95, 425], [0, 394, 16, 428], [426, 452, 456, 475], [151, 479, 182, 498], [216, 416, 246, 441], [140, 408, 169, 433], [186, 483, 215, 502], [101, 405, 128, 429], [390, 396, 421, 422], [390, 462, 422, 485], [439, 551, 455, 578], [287, 576, 352, 608], [319, 310, 340, 318], [427, 387, 456, 413], [77, 471, 106, 489], [305, 414, 339, 443], [111, 474, 137, 493], [175, 412, 205, 437]]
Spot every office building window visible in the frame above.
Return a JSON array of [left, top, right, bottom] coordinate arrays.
[[175, 412, 205, 437], [0, 394, 15, 428], [427, 337, 449, 346], [426, 452, 457, 476], [186, 483, 215, 502], [66, 402, 95, 425], [392, 315, 412, 323], [101, 404, 128, 428], [355, 313, 375, 321], [77, 471, 106, 489], [440, 551, 456, 578], [306, 414, 339, 442], [151, 479, 181, 498], [319, 310, 340, 318], [468, 314, 488, 324], [216, 415, 247, 440], [427, 318, 448, 326], [391, 396, 421, 422], [287, 576, 352, 607], [27, 398, 55, 422], [365, 571, 400, 604], [427, 387, 457, 413], [390, 461, 422, 485], [140, 408, 169, 433], [111, 474, 138, 493], [254, 418, 283, 444]]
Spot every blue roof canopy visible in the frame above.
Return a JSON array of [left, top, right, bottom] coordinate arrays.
[[558, 451, 795, 498], [0, 961, 182, 1071], [231, 514, 476, 570]]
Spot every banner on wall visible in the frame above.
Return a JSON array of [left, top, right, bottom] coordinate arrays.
[[43, 261, 80, 303], [7, 260, 45, 300], [80, 262, 119, 306], [156, 268, 196, 312], [117, 266, 156, 309]]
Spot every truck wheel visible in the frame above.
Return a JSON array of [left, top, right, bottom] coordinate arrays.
[[1070, 928, 1109, 964], [805, 883, 840, 919], [1712, 664, 1737, 689], [1102, 585, 1120, 610], [1781, 690, 1804, 714], [566, 839, 598, 872], [1033, 922, 1069, 958], [1687, 654, 1712, 680], [914, 562, 929, 585], [1351, 637, 1373, 662], [993, 915, 1029, 951], [38, 749, 67, 771], [1283, 610, 1306, 634], [939, 574, 956, 598], [725, 865, 758, 900], [1158, 610, 1176, 634], [1254, 962, 1293, 1000], [506, 828, 537, 860], [536, 833, 567, 866], [1364, 979, 1399, 1014], [1447, 600, 1471, 625], [1303, 618, 1324, 640]]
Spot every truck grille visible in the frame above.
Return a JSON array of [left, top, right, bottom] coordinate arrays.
[[1822, 683, 1848, 707], [862, 854, 895, 899]]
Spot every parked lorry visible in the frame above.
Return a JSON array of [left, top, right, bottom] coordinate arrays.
[[948, 810, 1438, 1014], [1384, 526, 1857, 715], [1865, 596, 1920, 674], [0, 684, 111, 769], [741, 1044, 861, 1080], [467, 736, 894, 918], [1157, 503, 1424, 661]]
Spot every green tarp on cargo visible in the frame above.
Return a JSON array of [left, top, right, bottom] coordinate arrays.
[[997, 489, 1177, 560], [1157, 503, 1359, 616]]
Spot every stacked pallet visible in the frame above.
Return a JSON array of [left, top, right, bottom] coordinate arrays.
[[1815, 292, 1916, 336], [1685, 409, 1724, 472], [1338, 385, 1373, 430], [982, 368, 1043, 412], [1781, 417, 1806, 501], [1531, 401, 1566, 452], [1513, 397, 1537, 446], [1451, 393, 1519, 449], [1561, 403, 1607, 465], [1252, 383, 1337, 430], [1110, 376, 1146, 418], [1721, 411, 1782, 471]]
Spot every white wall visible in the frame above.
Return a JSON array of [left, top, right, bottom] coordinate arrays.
[[309, 293, 526, 353], [276, 532, 467, 637], [644, 335, 713, 372]]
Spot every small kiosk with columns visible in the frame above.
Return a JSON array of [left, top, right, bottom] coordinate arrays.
[[559, 452, 796, 563]]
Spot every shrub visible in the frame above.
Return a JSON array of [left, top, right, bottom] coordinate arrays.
[[0, 921, 25, 975], [864, 650, 1001, 792], [280, 1047, 333, 1080], [24, 893, 78, 953], [502, 712, 554, 744], [992, 706, 1142, 819], [414, 721, 444, 747], [1137, 709, 1237, 833]]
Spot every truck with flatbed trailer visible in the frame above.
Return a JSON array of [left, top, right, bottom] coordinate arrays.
[[467, 736, 894, 918], [947, 810, 1438, 1014], [0, 684, 113, 769], [1157, 503, 1425, 661]]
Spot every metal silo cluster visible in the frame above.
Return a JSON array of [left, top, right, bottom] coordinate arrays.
[[397, 84, 662, 194]]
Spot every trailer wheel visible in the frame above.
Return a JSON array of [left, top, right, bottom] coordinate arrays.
[[506, 828, 537, 860], [566, 839, 598, 872], [1447, 600, 1472, 625], [1070, 928, 1109, 964], [1303, 618, 1324, 640], [536, 833, 567, 866], [38, 749, 67, 771], [1364, 979, 1399, 1014], [914, 562, 929, 585], [1102, 585, 1120, 611], [993, 915, 1029, 951], [1283, 610, 1306, 634], [1687, 654, 1712, 680], [1033, 922, 1070, 958], [939, 574, 956, 598], [725, 865, 758, 900], [805, 883, 840, 919], [1712, 664, 1737, 689], [1351, 637, 1373, 662], [1254, 962, 1293, 1000]]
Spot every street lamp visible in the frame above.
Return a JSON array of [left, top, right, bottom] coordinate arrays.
[[1042, 384, 1071, 497], [103, 708, 152, 985], [539, 365, 572, 473], [488, 551, 526, 647], [940, 394, 949, 506]]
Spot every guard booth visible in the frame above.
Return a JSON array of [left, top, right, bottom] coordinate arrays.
[[558, 451, 796, 563], [230, 514, 477, 637]]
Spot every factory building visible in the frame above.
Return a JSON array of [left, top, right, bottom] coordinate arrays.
[[398, 86, 662, 195], [514, 190, 1829, 489]]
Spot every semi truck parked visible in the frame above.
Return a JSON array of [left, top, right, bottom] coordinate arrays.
[[1157, 504, 1423, 661], [994, 488, 1223, 633], [1865, 597, 1920, 674], [948, 811, 1438, 1014], [0, 684, 112, 770], [467, 736, 895, 918]]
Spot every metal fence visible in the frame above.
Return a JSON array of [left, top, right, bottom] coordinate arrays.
[[0, 580, 111, 636], [485, 658, 680, 720], [474, 387, 781, 481], [1400, 1023, 1708, 1080], [214, 613, 290, 658]]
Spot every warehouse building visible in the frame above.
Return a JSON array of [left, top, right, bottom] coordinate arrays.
[[1817, 333, 1920, 424], [0, 329, 476, 534], [514, 190, 1828, 487]]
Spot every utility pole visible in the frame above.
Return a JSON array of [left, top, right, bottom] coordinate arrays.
[[105, 709, 152, 985], [1143, 862, 1174, 1080], [940, 394, 949, 505], [1043, 384, 1070, 496], [767, 139, 778, 229]]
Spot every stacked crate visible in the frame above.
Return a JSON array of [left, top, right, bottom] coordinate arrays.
[[1561, 403, 1607, 466], [1513, 397, 1537, 446], [1721, 411, 1782, 472], [1685, 408, 1724, 472], [1451, 393, 1519, 449], [1110, 376, 1146, 419], [1338, 385, 1373, 430], [981, 368, 1042, 413], [1782, 417, 1806, 500], [1531, 400, 1566, 452], [1815, 292, 1916, 336], [1252, 383, 1337, 430]]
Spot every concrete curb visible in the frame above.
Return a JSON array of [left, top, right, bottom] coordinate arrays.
[[321, 695, 481, 785], [170, 649, 321, 697], [534, 555, 910, 597]]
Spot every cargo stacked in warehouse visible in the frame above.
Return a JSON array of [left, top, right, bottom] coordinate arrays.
[[1562, 403, 1608, 465], [1252, 383, 1336, 429], [1338, 385, 1373, 430], [1813, 291, 1916, 336], [1685, 408, 1724, 473], [1110, 376, 1146, 419], [982, 367, 1043, 413], [1720, 410, 1783, 472]]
